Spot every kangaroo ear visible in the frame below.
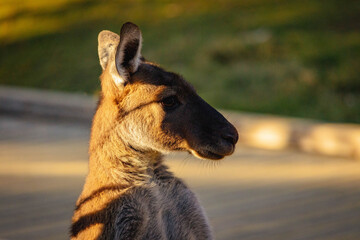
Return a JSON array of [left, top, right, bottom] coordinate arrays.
[[115, 22, 143, 83], [98, 30, 120, 71]]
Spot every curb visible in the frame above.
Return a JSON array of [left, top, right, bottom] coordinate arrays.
[[222, 111, 360, 159], [0, 86, 96, 122], [1, 85, 359, 159]]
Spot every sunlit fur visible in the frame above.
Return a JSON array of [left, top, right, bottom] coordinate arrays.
[[71, 22, 238, 240]]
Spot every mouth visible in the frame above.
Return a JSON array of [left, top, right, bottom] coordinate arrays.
[[195, 150, 224, 160], [190, 145, 235, 160]]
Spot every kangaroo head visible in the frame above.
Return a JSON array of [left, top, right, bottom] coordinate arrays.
[[96, 22, 238, 160]]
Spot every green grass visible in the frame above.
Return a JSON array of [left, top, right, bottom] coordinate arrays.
[[1, 0, 360, 122]]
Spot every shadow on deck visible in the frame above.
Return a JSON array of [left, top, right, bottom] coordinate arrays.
[[1, 115, 360, 240]]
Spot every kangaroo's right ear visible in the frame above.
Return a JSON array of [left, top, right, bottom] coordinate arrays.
[[114, 22, 143, 84]]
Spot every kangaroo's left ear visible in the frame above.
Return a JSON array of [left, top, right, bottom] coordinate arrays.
[[98, 30, 120, 71], [115, 22, 143, 84]]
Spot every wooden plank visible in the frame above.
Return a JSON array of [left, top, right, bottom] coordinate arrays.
[[1, 115, 360, 240]]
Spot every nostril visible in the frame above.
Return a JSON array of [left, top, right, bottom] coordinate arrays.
[[221, 132, 238, 145]]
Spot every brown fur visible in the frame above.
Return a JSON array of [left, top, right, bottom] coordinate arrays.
[[71, 22, 238, 240]]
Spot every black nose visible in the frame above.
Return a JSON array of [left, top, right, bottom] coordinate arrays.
[[221, 129, 238, 145]]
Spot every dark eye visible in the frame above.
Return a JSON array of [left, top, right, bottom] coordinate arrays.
[[161, 96, 180, 110]]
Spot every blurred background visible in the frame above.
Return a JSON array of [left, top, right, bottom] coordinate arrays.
[[1, 0, 360, 239], [1, 0, 360, 122]]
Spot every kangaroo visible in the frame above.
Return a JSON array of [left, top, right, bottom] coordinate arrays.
[[70, 22, 238, 240]]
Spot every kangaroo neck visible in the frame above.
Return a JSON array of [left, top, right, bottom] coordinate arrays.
[[87, 103, 162, 188]]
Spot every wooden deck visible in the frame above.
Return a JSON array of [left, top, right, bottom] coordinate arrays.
[[1, 115, 360, 240]]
